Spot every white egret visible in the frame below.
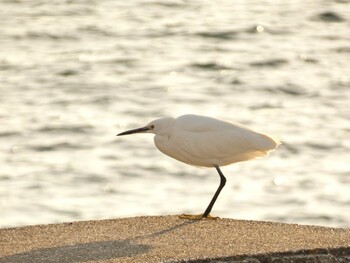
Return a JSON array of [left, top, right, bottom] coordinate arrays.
[[117, 114, 279, 219]]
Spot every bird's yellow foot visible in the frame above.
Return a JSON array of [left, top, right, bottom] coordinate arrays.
[[178, 214, 219, 220]]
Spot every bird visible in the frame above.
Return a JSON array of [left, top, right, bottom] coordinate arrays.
[[117, 114, 279, 220]]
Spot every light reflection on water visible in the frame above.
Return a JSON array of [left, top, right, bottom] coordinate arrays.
[[0, 0, 349, 228]]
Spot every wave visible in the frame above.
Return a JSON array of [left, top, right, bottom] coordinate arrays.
[[313, 11, 345, 23], [250, 58, 288, 68], [29, 142, 91, 152], [37, 125, 93, 134]]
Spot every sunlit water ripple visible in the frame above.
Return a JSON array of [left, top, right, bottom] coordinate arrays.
[[0, 0, 349, 228]]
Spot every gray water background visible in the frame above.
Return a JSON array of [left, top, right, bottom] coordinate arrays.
[[0, 0, 349, 228]]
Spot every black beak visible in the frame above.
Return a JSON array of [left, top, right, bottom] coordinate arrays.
[[117, 126, 150, 136]]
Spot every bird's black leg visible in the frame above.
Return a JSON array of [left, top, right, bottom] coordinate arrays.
[[202, 165, 227, 218]]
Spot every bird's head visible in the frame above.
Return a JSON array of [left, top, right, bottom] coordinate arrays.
[[117, 117, 175, 136]]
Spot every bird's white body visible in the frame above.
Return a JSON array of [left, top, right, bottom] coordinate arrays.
[[118, 114, 279, 218], [148, 115, 279, 167]]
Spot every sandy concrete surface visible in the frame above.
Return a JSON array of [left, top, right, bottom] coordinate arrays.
[[0, 215, 349, 262]]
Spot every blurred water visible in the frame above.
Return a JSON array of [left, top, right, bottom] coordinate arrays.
[[0, 0, 349, 228]]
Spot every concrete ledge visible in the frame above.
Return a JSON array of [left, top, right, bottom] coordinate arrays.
[[0, 215, 349, 262]]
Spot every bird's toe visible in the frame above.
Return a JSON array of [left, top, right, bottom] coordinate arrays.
[[178, 214, 219, 220]]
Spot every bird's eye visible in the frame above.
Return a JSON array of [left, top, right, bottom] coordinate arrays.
[[150, 125, 155, 129]]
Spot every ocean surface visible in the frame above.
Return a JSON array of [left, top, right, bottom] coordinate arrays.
[[1, 0, 349, 228]]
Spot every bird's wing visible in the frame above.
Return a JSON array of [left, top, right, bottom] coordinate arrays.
[[171, 129, 267, 165]]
